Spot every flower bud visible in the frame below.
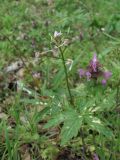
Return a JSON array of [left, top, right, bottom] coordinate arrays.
[[102, 79, 106, 86]]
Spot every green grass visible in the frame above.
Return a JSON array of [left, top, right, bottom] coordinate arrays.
[[0, 0, 120, 159]]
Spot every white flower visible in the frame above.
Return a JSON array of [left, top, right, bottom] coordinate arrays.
[[54, 31, 62, 38]]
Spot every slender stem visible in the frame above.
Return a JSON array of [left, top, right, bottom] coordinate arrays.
[[58, 46, 74, 105]]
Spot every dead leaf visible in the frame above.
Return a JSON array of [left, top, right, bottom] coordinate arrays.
[[0, 113, 8, 120], [23, 152, 31, 160]]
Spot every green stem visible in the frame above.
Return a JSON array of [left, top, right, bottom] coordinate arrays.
[[58, 47, 74, 106]]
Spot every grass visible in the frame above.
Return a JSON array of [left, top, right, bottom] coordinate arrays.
[[0, 0, 120, 159]]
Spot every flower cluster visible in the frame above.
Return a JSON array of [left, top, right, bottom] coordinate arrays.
[[78, 54, 112, 85]]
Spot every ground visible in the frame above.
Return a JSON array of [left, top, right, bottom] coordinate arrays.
[[0, 0, 120, 160]]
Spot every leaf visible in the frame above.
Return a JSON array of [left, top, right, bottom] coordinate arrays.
[[93, 91, 115, 112], [20, 98, 41, 105], [44, 108, 83, 145], [0, 113, 8, 120], [86, 116, 113, 137], [44, 113, 64, 129], [60, 110, 83, 145], [53, 68, 65, 89], [98, 48, 112, 59], [23, 152, 31, 160], [5, 126, 12, 160]]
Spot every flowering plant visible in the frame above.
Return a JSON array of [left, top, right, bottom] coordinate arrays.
[[78, 54, 112, 85]]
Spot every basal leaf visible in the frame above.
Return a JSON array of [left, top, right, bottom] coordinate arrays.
[[60, 111, 83, 145]]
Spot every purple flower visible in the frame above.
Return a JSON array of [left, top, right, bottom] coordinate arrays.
[[78, 53, 112, 85], [79, 69, 85, 78], [86, 71, 91, 81], [90, 54, 98, 72], [102, 79, 107, 86], [103, 71, 112, 80]]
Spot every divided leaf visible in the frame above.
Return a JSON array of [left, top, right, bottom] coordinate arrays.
[[44, 108, 83, 145], [86, 116, 113, 138], [60, 110, 83, 145]]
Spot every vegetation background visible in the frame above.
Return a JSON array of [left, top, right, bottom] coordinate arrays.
[[0, 0, 120, 160]]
